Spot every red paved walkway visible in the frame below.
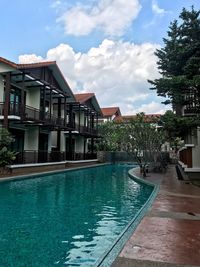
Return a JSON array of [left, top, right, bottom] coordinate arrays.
[[112, 165, 200, 267]]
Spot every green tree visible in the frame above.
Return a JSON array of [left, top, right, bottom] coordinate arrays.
[[0, 128, 16, 172], [160, 110, 200, 139], [99, 113, 165, 176], [98, 122, 125, 151], [149, 7, 200, 116], [123, 114, 165, 176]]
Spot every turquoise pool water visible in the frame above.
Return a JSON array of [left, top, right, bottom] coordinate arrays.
[[0, 164, 153, 267]]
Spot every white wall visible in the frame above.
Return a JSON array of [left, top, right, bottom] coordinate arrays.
[[0, 63, 15, 73], [50, 131, 66, 152], [0, 75, 4, 102], [26, 88, 40, 109], [48, 132, 52, 152], [75, 136, 85, 153], [185, 128, 198, 145], [103, 117, 111, 122], [24, 127, 39, 150], [75, 111, 85, 125], [51, 131, 57, 148], [53, 105, 65, 118], [60, 132, 65, 152]]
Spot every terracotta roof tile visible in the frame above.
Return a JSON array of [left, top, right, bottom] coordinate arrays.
[[114, 114, 161, 123], [0, 57, 56, 69], [0, 57, 18, 68], [101, 107, 121, 117], [18, 61, 56, 69], [74, 93, 95, 104]]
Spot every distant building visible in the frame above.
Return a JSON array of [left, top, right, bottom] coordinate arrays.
[[114, 114, 161, 124], [99, 107, 121, 123]]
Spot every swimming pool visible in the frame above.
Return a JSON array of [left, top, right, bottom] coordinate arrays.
[[0, 164, 154, 267]]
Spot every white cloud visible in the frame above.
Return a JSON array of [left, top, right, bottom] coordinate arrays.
[[57, 0, 141, 37], [143, 1, 169, 29], [18, 39, 169, 114], [50, 0, 61, 9], [18, 54, 44, 63], [134, 101, 169, 114], [152, 0, 166, 15]]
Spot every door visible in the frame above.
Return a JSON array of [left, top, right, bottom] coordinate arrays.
[[65, 137, 75, 160], [38, 133, 48, 162]]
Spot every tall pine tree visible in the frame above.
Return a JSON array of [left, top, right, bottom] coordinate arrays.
[[149, 7, 200, 116]]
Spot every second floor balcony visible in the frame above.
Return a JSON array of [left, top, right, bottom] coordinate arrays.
[[0, 102, 99, 135], [74, 123, 98, 136], [0, 102, 71, 129], [183, 90, 200, 116]]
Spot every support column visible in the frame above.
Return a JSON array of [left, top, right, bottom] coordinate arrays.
[[64, 96, 67, 126], [49, 88, 52, 119], [58, 97, 61, 118], [84, 110, 86, 128], [69, 131, 73, 160], [78, 104, 81, 132], [3, 72, 11, 129], [87, 110, 89, 131], [84, 138, 86, 160], [57, 97, 62, 152], [69, 104, 73, 128], [96, 113, 98, 132], [42, 85, 46, 120], [91, 138, 94, 154], [57, 130, 61, 152], [21, 73, 25, 119]]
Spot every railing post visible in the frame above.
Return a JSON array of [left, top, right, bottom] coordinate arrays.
[[21, 73, 25, 119], [78, 104, 81, 132], [3, 72, 11, 129]]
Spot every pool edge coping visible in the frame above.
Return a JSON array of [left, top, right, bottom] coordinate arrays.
[[0, 163, 110, 183], [94, 166, 159, 267]]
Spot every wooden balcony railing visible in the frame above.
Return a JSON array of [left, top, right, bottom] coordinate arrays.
[[184, 106, 200, 115], [0, 102, 71, 129], [74, 123, 98, 135], [0, 102, 99, 133], [24, 105, 41, 121]]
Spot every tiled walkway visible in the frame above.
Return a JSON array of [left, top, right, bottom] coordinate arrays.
[[112, 165, 200, 267]]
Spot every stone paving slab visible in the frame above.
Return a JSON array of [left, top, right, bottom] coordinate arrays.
[[151, 194, 200, 213], [159, 190, 200, 199], [112, 258, 197, 267], [118, 216, 200, 266], [147, 210, 200, 220], [111, 165, 200, 267]]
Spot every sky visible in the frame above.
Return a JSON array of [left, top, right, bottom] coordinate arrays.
[[1, 0, 199, 115]]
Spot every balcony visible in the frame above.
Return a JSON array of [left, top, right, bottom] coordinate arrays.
[[0, 102, 21, 117], [0, 102, 71, 129], [183, 92, 200, 116], [184, 106, 200, 116], [74, 123, 98, 136]]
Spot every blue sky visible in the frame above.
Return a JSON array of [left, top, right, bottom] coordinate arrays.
[[1, 0, 199, 114]]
